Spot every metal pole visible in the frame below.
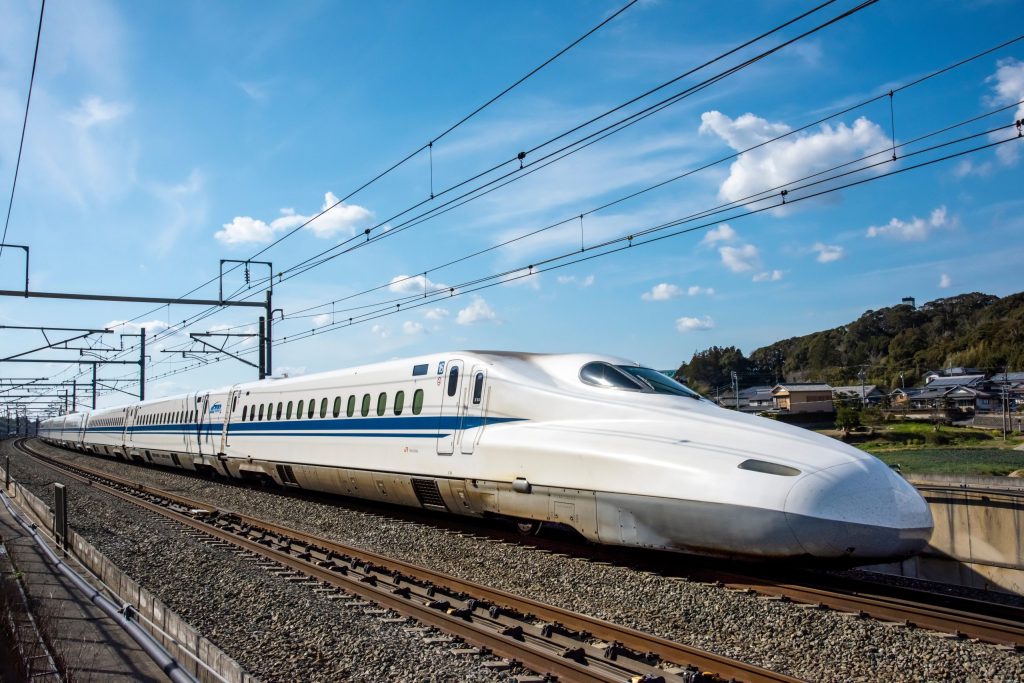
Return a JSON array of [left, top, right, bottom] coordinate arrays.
[[139, 327, 146, 401], [72, 380, 77, 413], [92, 364, 97, 409], [265, 290, 272, 378], [258, 317, 266, 380]]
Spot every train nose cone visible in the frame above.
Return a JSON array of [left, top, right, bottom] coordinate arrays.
[[783, 461, 933, 560]]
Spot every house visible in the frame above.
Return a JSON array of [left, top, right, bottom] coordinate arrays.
[[831, 384, 884, 406], [922, 374, 986, 389], [771, 383, 834, 414], [717, 385, 774, 413], [923, 368, 985, 384]]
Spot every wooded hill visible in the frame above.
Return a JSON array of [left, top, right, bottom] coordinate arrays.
[[677, 292, 1024, 394]]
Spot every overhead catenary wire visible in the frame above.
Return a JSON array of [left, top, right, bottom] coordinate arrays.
[[249, 0, 874, 290], [44, 0, 645, 382], [134, 121, 1023, 386], [1, 0, 45, 261], [67, 0, 858, 391]]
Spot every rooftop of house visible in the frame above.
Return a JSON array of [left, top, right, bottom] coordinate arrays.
[[773, 383, 833, 393], [924, 375, 985, 387], [831, 384, 881, 396]]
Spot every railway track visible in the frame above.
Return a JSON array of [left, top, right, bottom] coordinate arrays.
[[10, 438, 803, 683]]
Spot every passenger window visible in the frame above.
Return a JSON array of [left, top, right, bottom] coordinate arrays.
[[347, 395, 355, 417], [333, 397, 341, 418], [242, 406, 248, 421], [308, 398, 315, 419], [258, 404, 264, 420], [231, 396, 238, 413], [377, 392, 387, 416], [317, 398, 326, 418], [447, 366, 459, 397], [286, 401, 293, 419], [472, 372, 484, 405], [361, 394, 371, 417], [412, 389, 424, 415], [394, 391, 404, 415], [276, 402, 283, 420], [265, 403, 272, 420], [296, 400, 304, 419]]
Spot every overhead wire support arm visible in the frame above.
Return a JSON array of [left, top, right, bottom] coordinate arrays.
[[0, 244, 29, 294], [219, 259, 273, 302]]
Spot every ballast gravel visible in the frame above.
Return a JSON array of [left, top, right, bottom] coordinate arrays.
[[13, 442, 1024, 683], [5, 447, 526, 683]]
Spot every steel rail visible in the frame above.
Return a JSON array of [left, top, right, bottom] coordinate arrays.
[[15, 439, 804, 683]]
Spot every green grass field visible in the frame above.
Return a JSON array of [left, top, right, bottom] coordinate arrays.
[[866, 448, 1024, 476], [813, 421, 1024, 475]]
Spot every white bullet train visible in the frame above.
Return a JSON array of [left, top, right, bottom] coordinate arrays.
[[38, 351, 933, 562]]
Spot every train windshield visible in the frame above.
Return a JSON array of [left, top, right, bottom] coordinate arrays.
[[579, 362, 704, 400], [617, 366, 704, 400]]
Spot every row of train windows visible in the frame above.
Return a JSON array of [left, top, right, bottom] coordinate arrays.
[[94, 417, 124, 427], [134, 410, 197, 426], [241, 389, 425, 423]]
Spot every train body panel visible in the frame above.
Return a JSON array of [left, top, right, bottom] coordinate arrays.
[[38, 350, 934, 562]]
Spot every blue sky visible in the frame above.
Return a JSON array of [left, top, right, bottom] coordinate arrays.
[[1, 0, 1022, 410]]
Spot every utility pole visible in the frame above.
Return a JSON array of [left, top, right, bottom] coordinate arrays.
[[91, 364, 97, 409], [858, 369, 867, 407], [139, 327, 146, 401], [265, 290, 273, 378], [258, 317, 266, 380], [71, 380, 77, 412], [1003, 366, 1009, 442], [731, 371, 739, 411]]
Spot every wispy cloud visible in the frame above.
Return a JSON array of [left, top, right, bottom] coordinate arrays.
[[456, 296, 497, 325], [752, 269, 783, 282], [642, 283, 682, 301], [811, 242, 844, 263], [866, 205, 952, 241], [676, 315, 714, 332], [719, 243, 759, 272], [215, 192, 373, 245], [66, 96, 132, 127]]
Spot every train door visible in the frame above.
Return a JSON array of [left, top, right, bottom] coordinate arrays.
[[436, 359, 464, 455], [184, 393, 199, 455], [220, 387, 242, 454], [460, 366, 487, 455], [196, 393, 210, 456]]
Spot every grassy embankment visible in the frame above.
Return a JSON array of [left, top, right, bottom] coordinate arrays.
[[819, 421, 1024, 476]]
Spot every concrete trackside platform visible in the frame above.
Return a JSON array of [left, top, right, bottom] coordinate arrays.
[[0, 496, 169, 682]]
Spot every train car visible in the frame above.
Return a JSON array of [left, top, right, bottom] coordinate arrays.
[[42, 351, 934, 562]]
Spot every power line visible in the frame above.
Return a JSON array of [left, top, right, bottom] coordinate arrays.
[[1, 0, 45, 261], [136, 120, 1022, 385], [243, 0, 874, 290], [74, 0, 854, 383]]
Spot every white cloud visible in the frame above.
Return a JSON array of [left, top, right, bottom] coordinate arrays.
[[811, 242, 845, 263], [370, 324, 390, 338], [66, 96, 132, 128], [866, 205, 952, 241], [456, 297, 497, 325], [215, 216, 275, 245], [719, 244, 759, 273], [676, 315, 714, 332], [939, 273, 951, 289], [423, 307, 450, 321], [312, 314, 332, 328], [641, 283, 683, 301], [275, 366, 306, 377], [752, 269, 784, 282], [699, 111, 889, 209], [215, 192, 372, 245], [986, 58, 1024, 165], [556, 274, 595, 287], [388, 274, 450, 295], [402, 321, 425, 335], [700, 223, 736, 246], [687, 285, 715, 296], [103, 319, 173, 336]]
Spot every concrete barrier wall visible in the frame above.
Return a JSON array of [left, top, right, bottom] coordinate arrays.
[[868, 483, 1024, 595], [1, 467, 256, 683]]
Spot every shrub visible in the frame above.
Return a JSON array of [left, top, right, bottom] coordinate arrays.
[[924, 431, 950, 446]]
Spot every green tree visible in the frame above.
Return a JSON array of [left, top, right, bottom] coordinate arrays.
[[835, 405, 861, 434]]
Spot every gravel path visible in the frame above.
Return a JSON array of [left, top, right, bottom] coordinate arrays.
[[5, 444, 526, 683], [14, 442, 1024, 683]]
